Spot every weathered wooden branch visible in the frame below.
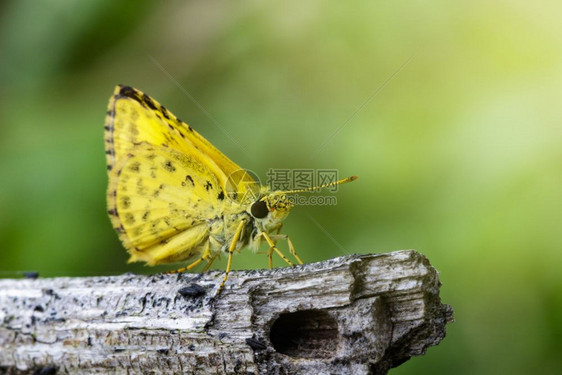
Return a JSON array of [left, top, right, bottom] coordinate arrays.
[[0, 250, 452, 374]]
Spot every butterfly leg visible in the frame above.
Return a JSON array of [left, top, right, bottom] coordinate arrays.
[[264, 223, 284, 269], [202, 254, 218, 272], [287, 237, 304, 265], [167, 257, 205, 274], [260, 232, 295, 267], [167, 242, 212, 274], [267, 223, 284, 269], [218, 219, 247, 293], [269, 235, 303, 265]]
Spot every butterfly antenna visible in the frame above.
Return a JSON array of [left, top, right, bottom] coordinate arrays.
[[282, 175, 358, 194]]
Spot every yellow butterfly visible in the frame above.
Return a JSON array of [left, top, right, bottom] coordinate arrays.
[[104, 85, 357, 291]]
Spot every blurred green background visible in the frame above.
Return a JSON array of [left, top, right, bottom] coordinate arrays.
[[1, 1, 561, 373]]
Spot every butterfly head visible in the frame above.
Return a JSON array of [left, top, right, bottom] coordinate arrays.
[[249, 191, 293, 230], [247, 175, 358, 231]]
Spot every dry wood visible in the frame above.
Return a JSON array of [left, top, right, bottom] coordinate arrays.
[[0, 250, 453, 374]]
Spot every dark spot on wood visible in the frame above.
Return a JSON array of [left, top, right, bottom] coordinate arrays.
[[246, 337, 267, 351], [163, 160, 176, 172], [217, 191, 225, 200], [33, 366, 57, 375], [143, 94, 157, 110], [156, 348, 169, 355], [23, 272, 39, 280], [178, 284, 206, 298], [205, 181, 213, 191]]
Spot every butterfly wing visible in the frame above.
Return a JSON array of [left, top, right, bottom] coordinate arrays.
[[107, 142, 226, 265], [104, 85, 258, 201]]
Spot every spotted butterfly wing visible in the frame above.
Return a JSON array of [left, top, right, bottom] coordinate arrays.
[[104, 86, 254, 265]]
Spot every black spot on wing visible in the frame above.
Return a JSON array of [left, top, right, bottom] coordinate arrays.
[[124, 213, 135, 225], [217, 191, 225, 200], [128, 161, 141, 173], [142, 93, 157, 110], [118, 85, 136, 98], [186, 175, 195, 186], [205, 181, 213, 191], [163, 160, 176, 172], [120, 196, 131, 209]]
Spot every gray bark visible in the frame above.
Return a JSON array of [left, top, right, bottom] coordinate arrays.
[[0, 250, 453, 374]]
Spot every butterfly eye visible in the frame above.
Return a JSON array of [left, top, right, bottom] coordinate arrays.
[[251, 200, 269, 219]]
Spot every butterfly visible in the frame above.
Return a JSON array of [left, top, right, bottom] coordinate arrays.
[[104, 85, 357, 292]]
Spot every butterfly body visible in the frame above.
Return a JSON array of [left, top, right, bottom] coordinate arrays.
[[105, 85, 355, 291]]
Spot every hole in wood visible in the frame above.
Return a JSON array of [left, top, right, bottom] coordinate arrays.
[[269, 309, 339, 359]]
